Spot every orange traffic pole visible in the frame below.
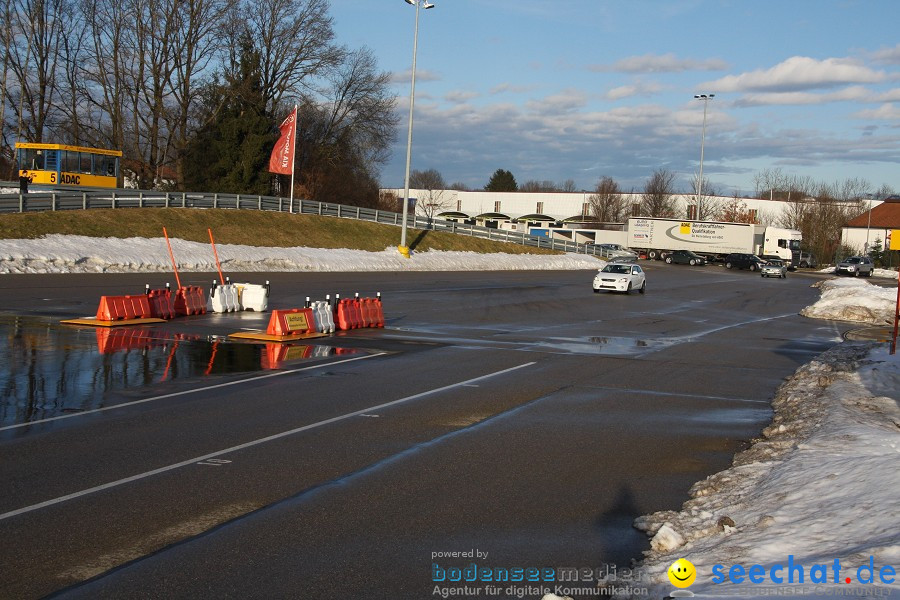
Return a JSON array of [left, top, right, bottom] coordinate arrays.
[[163, 227, 183, 290], [208, 228, 225, 285]]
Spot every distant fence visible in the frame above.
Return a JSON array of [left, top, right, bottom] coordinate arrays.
[[0, 187, 617, 258]]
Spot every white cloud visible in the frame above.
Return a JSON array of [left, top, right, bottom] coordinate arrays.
[[489, 82, 537, 95], [389, 68, 441, 86], [605, 81, 664, 100], [590, 53, 728, 73], [854, 103, 900, 120], [733, 85, 900, 107], [444, 90, 479, 104], [705, 56, 888, 93], [871, 43, 900, 65], [524, 89, 588, 115]]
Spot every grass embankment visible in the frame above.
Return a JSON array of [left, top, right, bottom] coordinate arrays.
[[0, 208, 560, 255]]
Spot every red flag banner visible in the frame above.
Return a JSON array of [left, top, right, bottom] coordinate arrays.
[[268, 108, 297, 174]]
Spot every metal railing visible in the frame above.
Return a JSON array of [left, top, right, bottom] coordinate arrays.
[[0, 187, 617, 258]]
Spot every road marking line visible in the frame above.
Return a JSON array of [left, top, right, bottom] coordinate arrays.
[[0, 353, 386, 432], [0, 362, 536, 521]]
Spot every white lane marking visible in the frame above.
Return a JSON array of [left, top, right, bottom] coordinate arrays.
[[0, 362, 536, 521], [0, 353, 386, 432]]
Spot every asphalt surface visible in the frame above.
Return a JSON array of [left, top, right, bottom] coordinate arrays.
[[0, 264, 854, 599]]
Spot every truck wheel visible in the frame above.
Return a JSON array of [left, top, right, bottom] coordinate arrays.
[[648, 250, 658, 260]]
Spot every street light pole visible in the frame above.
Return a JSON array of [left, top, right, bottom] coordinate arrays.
[[398, 0, 435, 258], [694, 94, 714, 220]]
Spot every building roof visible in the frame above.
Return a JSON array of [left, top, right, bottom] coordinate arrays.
[[845, 196, 900, 228]]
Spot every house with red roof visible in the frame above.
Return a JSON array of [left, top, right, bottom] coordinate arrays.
[[842, 195, 900, 254]]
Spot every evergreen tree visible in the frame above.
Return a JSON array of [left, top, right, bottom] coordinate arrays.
[[485, 169, 517, 192], [182, 35, 276, 194]]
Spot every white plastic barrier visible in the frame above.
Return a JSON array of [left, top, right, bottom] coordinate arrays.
[[311, 300, 335, 333], [207, 281, 241, 313], [235, 281, 269, 312]]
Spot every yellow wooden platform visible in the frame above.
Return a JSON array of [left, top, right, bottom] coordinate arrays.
[[228, 330, 329, 342], [60, 317, 168, 327]]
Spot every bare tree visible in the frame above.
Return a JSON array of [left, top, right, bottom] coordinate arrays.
[[81, 0, 131, 152], [168, 0, 237, 187], [688, 173, 721, 220], [560, 178, 576, 192], [409, 168, 452, 219], [718, 193, 757, 223], [640, 168, 677, 217], [519, 179, 557, 192], [6, 0, 73, 141], [294, 46, 397, 204], [239, 0, 341, 116], [588, 176, 626, 223]]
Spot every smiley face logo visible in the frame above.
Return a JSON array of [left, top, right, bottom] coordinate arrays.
[[667, 558, 697, 588]]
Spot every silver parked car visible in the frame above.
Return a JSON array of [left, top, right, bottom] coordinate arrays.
[[836, 256, 874, 277], [760, 259, 787, 278]]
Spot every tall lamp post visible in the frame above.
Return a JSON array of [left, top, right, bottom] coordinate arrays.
[[398, 0, 435, 258], [694, 93, 714, 219]]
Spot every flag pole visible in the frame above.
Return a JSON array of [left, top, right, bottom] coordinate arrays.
[[289, 103, 297, 213]]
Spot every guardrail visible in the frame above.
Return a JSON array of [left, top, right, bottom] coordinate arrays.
[[0, 187, 619, 258]]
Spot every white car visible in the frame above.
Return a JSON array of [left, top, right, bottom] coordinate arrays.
[[593, 263, 646, 294]]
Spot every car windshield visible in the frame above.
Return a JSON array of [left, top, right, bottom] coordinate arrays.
[[767, 260, 783, 266], [846, 257, 860, 263], [601, 265, 631, 274]]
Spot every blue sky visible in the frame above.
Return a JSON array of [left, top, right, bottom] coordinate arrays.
[[329, 0, 900, 195]]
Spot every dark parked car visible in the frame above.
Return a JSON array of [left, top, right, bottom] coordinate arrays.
[[724, 253, 766, 271], [798, 252, 818, 269], [836, 256, 874, 277], [665, 250, 707, 266]]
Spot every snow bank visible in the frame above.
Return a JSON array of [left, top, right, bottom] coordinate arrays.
[[0, 234, 601, 274], [800, 278, 897, 325]]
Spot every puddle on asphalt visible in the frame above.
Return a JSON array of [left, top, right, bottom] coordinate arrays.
[[528, 335, 677, 355], [0, 315, 360, 428]]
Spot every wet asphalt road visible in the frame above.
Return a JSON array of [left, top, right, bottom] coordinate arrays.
[[0, 265, 852, 599]]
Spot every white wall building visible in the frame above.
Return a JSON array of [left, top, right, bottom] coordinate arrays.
[[388, 189, 879, 246]]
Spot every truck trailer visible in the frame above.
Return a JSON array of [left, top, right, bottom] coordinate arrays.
[[626, 217, 802, 266]]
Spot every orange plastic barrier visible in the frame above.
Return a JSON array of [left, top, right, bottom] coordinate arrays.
[[95, 327, 159, 354], [146, 287, 175, 319], [173, 286, 206, 316], [372, 294, 385, 327], [335, 299, 359, 331], [266, 308, 316, 336], [261, 343, 314, 369], [96, 295, 152, 321]]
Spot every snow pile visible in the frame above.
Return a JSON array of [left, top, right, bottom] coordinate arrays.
[[0, 234, 601, 274], [800, 278, 897, 325], [618, 343, 900, 599]]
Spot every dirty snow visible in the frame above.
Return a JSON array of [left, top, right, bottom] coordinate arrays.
[[0, 234, 601, 274]]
